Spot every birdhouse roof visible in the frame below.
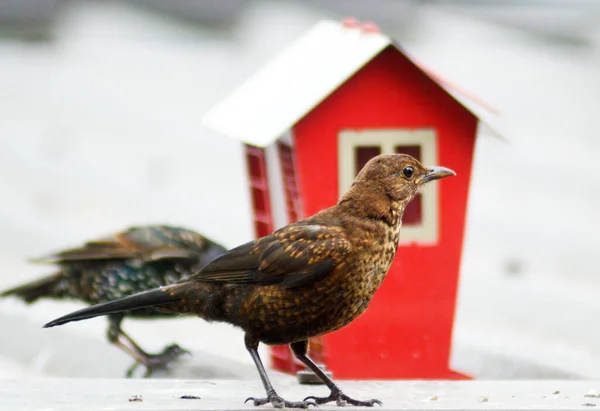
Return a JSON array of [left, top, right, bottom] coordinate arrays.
[[203, 19, 502, 147]]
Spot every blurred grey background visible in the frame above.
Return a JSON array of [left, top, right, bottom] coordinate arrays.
[[0, 0, 599, 379]]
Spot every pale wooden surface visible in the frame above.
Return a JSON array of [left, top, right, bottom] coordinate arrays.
[[2, 379, 600, 410]]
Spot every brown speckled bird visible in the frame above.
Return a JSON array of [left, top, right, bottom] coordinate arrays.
[[44, 154, 455, 408], [2, 225, 226, 377]]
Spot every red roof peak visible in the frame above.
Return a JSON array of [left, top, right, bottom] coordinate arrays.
[[361, 21, 380, 33], [342, 17, 380, 34], [341, 17, 360, 28]]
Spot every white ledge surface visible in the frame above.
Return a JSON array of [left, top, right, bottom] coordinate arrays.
[[2, 378, 600, 410]]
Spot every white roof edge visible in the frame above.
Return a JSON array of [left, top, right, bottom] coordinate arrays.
[[202, 20, 392, 147], [444, 88, 507, 142], [202, 19, 505, 147]]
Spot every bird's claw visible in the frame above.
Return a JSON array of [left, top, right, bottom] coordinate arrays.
[[304, 391, 382, 407], [125, 344, 191, 378], [245, 395, 317, 409]]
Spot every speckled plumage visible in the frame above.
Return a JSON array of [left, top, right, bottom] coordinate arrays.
[[45, 155, 455, 407], [2, 225, 226, 376]]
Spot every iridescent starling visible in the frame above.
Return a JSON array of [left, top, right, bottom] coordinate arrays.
[[45, 154, 455, 407], [2, 225, 226, 377]]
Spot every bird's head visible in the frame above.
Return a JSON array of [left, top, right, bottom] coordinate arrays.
[[340, 154, 455, 221], [358, 153, 455, 200]]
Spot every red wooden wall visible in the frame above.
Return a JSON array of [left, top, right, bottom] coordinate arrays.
[[290, 46, 478, 379]]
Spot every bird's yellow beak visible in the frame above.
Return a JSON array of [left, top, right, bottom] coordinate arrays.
[[418, 166, 456, 184]]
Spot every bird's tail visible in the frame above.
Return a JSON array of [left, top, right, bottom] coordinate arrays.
[[44, 284, 182, 328], [1, 273, 68, 303]]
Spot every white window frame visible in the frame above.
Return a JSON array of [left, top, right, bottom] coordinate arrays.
[[338, 129, 439, 245]]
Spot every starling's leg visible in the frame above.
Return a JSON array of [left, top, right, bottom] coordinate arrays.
[[120, 329, 189, 377], [106, 315, 189, 378], [106, 316, 148, 376], [291, 340, 382, 407], [244, 334, 315, 409]]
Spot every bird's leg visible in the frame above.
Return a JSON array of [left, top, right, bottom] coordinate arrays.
[[244, 334, 315, 409], [106, 316, 150, 376], [120, 329, 189, 377], [291, 340, 382, 407], [107, 315, 189, 378]]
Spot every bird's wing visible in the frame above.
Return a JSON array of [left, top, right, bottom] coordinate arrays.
[[30, 226, 200, 264], [191, 224, 351, 288]]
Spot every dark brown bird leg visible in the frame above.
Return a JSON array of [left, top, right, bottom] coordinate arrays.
[[107, 314, 189, 378], [244, 335, 316, 409], [291, 341, 382, 407]]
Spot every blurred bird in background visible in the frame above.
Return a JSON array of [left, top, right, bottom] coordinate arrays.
[[1, 225, 226, 377]]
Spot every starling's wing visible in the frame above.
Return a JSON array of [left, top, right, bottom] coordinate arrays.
[[191, 224, 351, 288], [30, 225, 201, 264]]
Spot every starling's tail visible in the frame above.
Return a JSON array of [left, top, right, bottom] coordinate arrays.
[[1, 273, 67, 303], [43, 285, 181, 328]]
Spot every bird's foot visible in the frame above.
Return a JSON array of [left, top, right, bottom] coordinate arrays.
[[126, 344, 191, 378], [245, 394, 317, 409], [305, 389, 382, 407]]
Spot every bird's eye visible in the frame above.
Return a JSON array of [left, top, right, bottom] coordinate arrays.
[[403, 166, 414, 178]]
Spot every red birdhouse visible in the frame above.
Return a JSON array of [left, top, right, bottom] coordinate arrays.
[[203, 19, 499, 380]]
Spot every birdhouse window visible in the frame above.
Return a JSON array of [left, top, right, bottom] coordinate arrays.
[[394, 145, 423, 226], [355, 146, 381, 173], [338, 129, 439, 244]]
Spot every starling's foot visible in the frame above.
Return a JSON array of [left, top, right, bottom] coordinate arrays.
[[125, 344, 191, 378], [245, 394, 317, 409], [305, 390, 382, 407]]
